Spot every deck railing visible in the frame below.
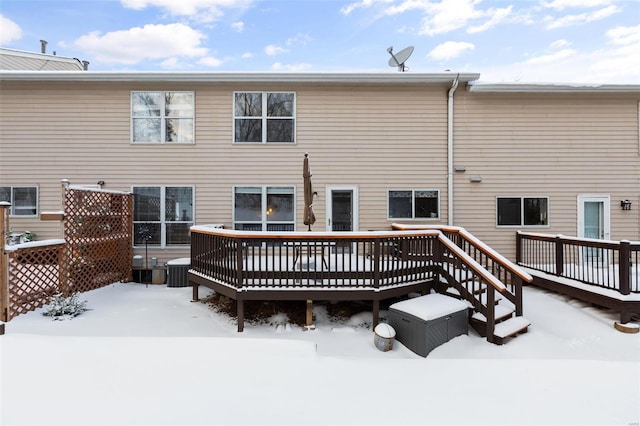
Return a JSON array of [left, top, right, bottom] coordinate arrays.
[[516, 231, 639, 295], [190, 228, 438, 292]]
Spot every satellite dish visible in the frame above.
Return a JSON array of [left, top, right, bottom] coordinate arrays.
[[387, 45, 414, 72]]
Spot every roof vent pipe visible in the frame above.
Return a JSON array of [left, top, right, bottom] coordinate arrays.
[[82, 60, 90, 71], [40, 40, 47, 54]]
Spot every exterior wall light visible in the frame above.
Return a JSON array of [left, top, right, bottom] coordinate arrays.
[[621, 200, 632, 210], [469, 176, 482, 183]]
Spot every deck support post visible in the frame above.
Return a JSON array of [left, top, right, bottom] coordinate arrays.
[[191, 282, 199, 302], [372, 299, 380, 328], [306, 299, 313, 328], [237, 298, 244, 332]]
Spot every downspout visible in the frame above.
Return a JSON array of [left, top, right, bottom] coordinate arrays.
[[447, 74, 460, 226]]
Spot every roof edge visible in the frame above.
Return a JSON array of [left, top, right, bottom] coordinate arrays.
[[0, 70, 481, 84], [468, 81, 640, 93]]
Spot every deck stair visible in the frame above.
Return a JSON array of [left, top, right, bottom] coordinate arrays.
[[442, 277, 531, 344], [401, 224, 535, 345]]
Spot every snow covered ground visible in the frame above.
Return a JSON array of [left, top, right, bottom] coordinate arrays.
[[1, 282, 639, 426]]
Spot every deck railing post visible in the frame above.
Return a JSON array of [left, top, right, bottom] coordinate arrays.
[[555, 235, 564, 276], [515, 231, 522, 264], [514, 275, 523, 316], [373, 238, 381, 290], [486, 282, 496, 344], [236, 237, 244, 290], [619, 240, 630, 295], [433, 235, 443, 282]]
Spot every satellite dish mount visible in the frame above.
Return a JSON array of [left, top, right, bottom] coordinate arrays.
[[387, 45, 414, 72]]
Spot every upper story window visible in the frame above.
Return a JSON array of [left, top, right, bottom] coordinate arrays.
[[497, 196, 549, 227], [132, 186, 194, 247], [131, 92, 194, 144], [234, 92, 295, 143], [0, 186, 38, 217], [388, 190, 439, 220], [234, 186, 295, 231]]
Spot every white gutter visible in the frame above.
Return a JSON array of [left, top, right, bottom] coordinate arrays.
[[0, 70, 481, 84], [447, 74, 460, 226]]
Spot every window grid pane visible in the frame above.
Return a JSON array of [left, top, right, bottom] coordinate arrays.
[[133, 186, 194, 247], [234, 186, 295, 231], [524, 198, 548, 226], [389, 191, 412, 219], [234, 92, 295, 144], [132, 91, 193, 144]]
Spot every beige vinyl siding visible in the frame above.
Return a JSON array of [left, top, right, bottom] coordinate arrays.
[[452, 91, 640, 259], [1, 80, 450, 263]]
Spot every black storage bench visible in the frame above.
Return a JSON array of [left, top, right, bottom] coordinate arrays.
[[389, 293, 469, 357]]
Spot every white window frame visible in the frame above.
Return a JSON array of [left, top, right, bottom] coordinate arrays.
[[0, 186, 38, 217], [496, 196, 549, 228], [131, 91, 195, 144], [233, 185, 296, 231], [387, 189, 440, 220], [132, 185, 195, 248], [233, 91, 296, 144]]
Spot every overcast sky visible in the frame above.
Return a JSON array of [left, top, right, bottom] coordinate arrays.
[[0, 0, 638, 83]]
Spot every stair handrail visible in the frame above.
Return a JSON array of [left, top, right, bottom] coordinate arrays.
[[437, 233, 506, 292], [392, 223, 532, 283]]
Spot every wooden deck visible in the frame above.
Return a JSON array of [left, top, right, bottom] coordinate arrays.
[[189, 225, 531, 343]]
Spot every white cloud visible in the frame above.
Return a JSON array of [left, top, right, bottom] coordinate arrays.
[[606, 24, 640, 45], [198, 56, 223, 67], [479, 24, 640, 84], [524, 48, 576, 65], [265, 44, 288, 56], [160, 57, 179, 69], [467, 5, 512, 33], [286, 33, 312, 47], [545, 5, 619, 29], [340, 0, 512, 35], [0, 15, 22, 44], [340, 0, 393, 16], [271, 62, 312, 71], [418, 0, 482, 35], [121, 0, 253, 23], [231, 21, 245, 32], [428, 41, 475, 61], [73, 23, 208, 65], [541, 0, 614, 10], [550, 39, 571, 49], [241, 52, 254, 59]]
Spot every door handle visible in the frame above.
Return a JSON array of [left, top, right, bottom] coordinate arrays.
[[328, 218, 331, 226]]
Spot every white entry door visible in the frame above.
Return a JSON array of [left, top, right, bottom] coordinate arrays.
[[326, 186, 359, 232], [578, 195, 610, 240], [578, 195, 610, 262]]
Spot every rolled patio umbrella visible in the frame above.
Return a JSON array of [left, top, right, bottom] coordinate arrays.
[[303, 152, 316, 231]]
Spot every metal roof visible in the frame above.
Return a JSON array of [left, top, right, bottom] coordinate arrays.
[[0, 48, 84, 71]]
